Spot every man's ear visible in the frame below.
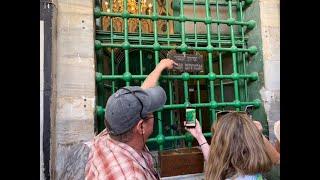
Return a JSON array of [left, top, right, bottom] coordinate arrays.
[[136, 120, 144, 135]]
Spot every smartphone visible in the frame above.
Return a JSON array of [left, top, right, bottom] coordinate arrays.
[[185, 108, 196, 127]]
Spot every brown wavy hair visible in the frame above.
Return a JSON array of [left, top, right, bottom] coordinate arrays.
[[205, 112, 272, 180]]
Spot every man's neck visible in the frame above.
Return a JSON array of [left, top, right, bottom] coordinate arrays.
[[126, 137, 145, 154]]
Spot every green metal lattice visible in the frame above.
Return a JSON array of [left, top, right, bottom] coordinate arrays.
[[94, 0, 261, 151]]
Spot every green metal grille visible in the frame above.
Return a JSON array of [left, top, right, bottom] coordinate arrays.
[[94, 0, 260, 151]]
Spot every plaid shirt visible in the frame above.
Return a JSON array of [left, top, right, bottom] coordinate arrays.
[[85, 130, 159, 180]]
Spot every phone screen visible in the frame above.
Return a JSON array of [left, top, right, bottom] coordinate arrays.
[[185, 108, 196, 127]]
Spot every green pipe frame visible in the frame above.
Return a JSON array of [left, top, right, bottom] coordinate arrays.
[[95, 0, 258, 151]]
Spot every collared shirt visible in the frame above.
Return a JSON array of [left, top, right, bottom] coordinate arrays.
[[85, 130, 159, 180]]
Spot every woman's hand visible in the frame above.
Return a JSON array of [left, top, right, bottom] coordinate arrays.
[[184, 119, 204, 141]]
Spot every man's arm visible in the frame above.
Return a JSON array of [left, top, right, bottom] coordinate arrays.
[[141, 59, 178, 90]]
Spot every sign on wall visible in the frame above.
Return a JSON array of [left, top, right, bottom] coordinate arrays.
[[167, 50, 203, 73]]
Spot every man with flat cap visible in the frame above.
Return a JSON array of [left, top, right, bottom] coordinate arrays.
[[85, 59, 177, 180]]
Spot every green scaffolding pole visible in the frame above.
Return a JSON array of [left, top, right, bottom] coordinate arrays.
[[228, 0, 240, 111], [216, 0, 225, 109], [110, 0, 115, 94], [193, 0, 203, 128], [123, 0, 130, 87]]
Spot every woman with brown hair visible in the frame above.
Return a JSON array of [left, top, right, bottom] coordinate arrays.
[[185, 112, 279, 180]]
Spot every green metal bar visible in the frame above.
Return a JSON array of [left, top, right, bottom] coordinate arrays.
[[197, 80, 203, 125], [238, 0, 249, 101], [236, 1, 244, 103], [96, 32, 249, 46], [111, 56, 115, 92], [236, 1, 243, 35], [178, 0, 198, 147], [180, 0, 187, 55], [243, 0, 254, 9], [193, 0, 197, 49], [96, 38, 245, 45], [96, 51, 105, 132], [147, 131, 213, 143], [96, 30, 249, 40], [97, 37, 246, 46], [110, 0, 115, 93], [157, 111, 163, 150], [138, 0, 143, 85], [97, 73, 259, 81], [166, 0, 174, 139], [228, 0, 240, 111], [243, 54, 248, 101], [205, 0, 216, 124], [180, 1, 190, 140], [96, 1, 102, 29], [97, 42, 256, 53], [203, 132, 212, 138], [97, 96, 260, 119], [169, 78, 174, 136], [183, 0, 237, 6], [96, 30, 248, 39], [96, 105, 106, 119], [162, 101, 260, 109], [96, 100, 260, 113], [183, 80, 189, 103], [152, 0, 159, 64], [151, 0, 163, 151], [139, 54, 143, 85], [193, 0, 202, 127], [214, 80, 237, 86], [96, 10, 255, 27], [166, 0, 170, 45], [216, 0, 225, 107], [238, 53, 245, 103], [187, 141, 192, 147], [148, 135, 184, 142], [96, 50, 104, 106], [123, 0, 130, 86], [173, 0, 181, 33], [165, 0, 174, 140]]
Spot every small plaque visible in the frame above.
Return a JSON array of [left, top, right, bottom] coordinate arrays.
[[167, 51, 203, 72]]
